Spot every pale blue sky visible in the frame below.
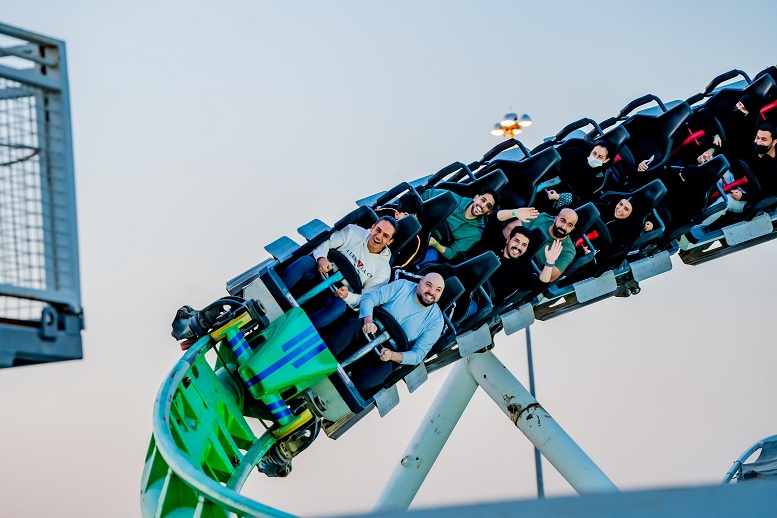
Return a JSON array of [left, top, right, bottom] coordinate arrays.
[[1, 2, 776, 516]]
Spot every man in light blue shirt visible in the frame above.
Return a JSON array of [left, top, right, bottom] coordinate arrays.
[[323, 273, 446, 394]]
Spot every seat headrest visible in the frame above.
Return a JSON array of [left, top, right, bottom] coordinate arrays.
[[438, 276, 465, 314], [389, 216, 422, 259], [568, 202, 601, 241]]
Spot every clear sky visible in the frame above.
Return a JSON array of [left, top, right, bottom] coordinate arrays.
[[1, 2, 776, 516]]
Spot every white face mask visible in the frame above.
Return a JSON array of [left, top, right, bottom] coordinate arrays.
[[587, 155, 604, 168]]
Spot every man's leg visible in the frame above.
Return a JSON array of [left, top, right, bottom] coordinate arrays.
[[309, 297, 347, 329], [351, 358, 395, 396], [280, 255, 318, 292], [320, 316, 363, 360]]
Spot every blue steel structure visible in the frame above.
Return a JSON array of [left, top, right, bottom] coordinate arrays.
[[0, 22, 83, 367]]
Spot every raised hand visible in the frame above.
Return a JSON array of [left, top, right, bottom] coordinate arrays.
[[545, 239, 563, 264]]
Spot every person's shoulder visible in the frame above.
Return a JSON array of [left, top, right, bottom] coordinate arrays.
[[345, 224, 369, 238]]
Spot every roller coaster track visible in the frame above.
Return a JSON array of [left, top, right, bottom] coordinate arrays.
[[141, 67, 777, 517]]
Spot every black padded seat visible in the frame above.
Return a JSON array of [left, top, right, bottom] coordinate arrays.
[[372, 182, 423, 210], [417, 251, 500, 328], [434, 169, 509, 201], [733, 160, 777, 220], [476, 147, 561, 209], [387, 216, 422, 268], [396, 191, 458, 271], [599, 124, 630, 154], [615, 102, 693, 187], [653, 156, 730, 249], [697, 71, 774, 125]]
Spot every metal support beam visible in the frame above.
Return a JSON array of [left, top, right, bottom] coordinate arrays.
[[467, 352, 618, 495], [373, 360, 478, 512]]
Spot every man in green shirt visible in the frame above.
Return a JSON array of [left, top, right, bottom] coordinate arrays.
[[420, 187, 499, 262], [517, 207, 578, 282]]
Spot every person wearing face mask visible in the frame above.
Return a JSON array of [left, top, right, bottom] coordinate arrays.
[[535, 139, 616, 214], [698, 124, 777, 229], [745, 123, 777, 205]]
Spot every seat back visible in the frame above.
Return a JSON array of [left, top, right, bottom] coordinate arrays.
[[438, 276, 465, 315], [567, 202, 600, 243], [478, 147, 561, 208], [435, 169, 509, 200], [676, 156, 729, 226], [620, 102, 693, 180], [398, 191, 458, 270], [388, 216, 422, 266], [418, 252, 500, 324]]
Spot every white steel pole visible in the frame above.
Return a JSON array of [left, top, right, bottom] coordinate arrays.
[[466, 351, 618, 494], [373, 360, 479, 512]]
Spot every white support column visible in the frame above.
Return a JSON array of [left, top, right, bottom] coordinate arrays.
[[467, 351, 618, 494], [373, 360, 478, 513]]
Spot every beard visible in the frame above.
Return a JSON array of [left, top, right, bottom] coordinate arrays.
[[551, 225, 567, 238], [416, 292, 436, 307]]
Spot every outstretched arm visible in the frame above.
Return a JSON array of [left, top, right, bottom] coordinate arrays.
[[495, 207, 539, 223]]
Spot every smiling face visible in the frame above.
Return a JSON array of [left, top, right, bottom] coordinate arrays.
[[503, 232, 530, 259], [469, 193, 496, 217], [415, 273, 445, 307], [551, 208, 577, 238], [613, 198, 633, 220], [367, 220, 395, 253]]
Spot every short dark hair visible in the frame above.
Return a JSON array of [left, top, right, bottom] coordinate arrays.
[[509, 226, 532, 241], [757, 122, 777, 140], [375, 215, 399, 237], [592, 140, 616, 160], [478, 187, 500, 208], [397, 193, 424, 217]]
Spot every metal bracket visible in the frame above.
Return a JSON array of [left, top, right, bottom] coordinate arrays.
[[242, 278, 284, 322], [374, 385, 400, 417], [722, 213, 773, 246], [456, 323, 493, 357], [264, 236, 299, 262], [306, 378, 352, 424], [403, 363, 428, 393], [297, 219, 331, 242], [630, 251, 672, 282], [501, 303, 535, 335], [572, 270, 617, 303]]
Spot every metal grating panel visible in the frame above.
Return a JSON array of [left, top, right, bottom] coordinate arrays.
[[0, 77, 46, 320], [0, 22, 83, 366]]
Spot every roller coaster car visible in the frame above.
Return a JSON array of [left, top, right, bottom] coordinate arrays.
[[163, 69, 777, 482]]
